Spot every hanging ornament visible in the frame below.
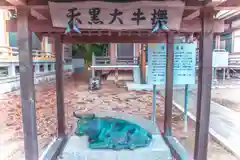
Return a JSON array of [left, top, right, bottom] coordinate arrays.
[[64, 23, 71, 34], [73, 22, 81, 33], [152, 22, 160, 33], [65, 19, 81, 34], [152, 21, 169, 33]]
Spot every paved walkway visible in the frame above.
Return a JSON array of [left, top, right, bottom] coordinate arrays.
[[172, 89, 240, 159]]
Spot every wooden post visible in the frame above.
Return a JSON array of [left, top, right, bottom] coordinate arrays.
[[17, 8, 38, 160], [164, 32, 174, 136], [54, 34, 65, 136], [194, 8, 214, 160], [110, 43, 117, 64], [140, 44, 146, 84], [215, 34, 220, 49]]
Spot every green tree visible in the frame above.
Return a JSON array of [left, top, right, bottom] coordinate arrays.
[[72, 43, 108, 64]]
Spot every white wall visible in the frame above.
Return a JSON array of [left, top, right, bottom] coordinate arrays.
[[233, 29, 240, 53], [44, 37, 51, 53], [0, 9, 7, 46]]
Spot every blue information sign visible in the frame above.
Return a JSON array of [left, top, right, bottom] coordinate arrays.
[[147, 43, 196, 85], [147, 43, 166, 84]]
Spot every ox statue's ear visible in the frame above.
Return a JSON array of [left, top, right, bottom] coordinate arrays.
[[73, 112, 95, 119]]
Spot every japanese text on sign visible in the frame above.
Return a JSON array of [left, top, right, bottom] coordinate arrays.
[[49, 1, 184, 30], [147, 43, 196, 85], [66, 7, 167, 27]]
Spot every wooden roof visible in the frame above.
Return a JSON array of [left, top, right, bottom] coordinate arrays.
[[1, 0, 240, 43], [1, 0, 240, 20]]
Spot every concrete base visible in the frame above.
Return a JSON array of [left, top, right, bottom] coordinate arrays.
[[59, 111, 172, 160], [60, 135, 171, 160], [126, 82, 196, 91]]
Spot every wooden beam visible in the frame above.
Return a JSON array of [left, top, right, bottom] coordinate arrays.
[[30, 9, 47, 20], [184, 0, 226, 20], [6, 0, 26, 6], [181, 19, 224, 33], [184, 10, 200, 20], [61, 34, 167, 43], [6, 19, 63, 32], [194, 7, 214, 160], [5, 0, 47, 20], [6, 19, 225, 33], [206, 0, 226, 6], [2, 5, 240, 10]]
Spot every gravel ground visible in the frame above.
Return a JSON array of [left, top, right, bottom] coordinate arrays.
[[0, 78, 237, 160]]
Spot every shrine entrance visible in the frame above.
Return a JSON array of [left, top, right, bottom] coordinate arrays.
[[2, 0, 238, 160]]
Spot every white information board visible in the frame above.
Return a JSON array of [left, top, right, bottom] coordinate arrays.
[[147, 43, 196, 85], [212, 49, 229, 67]]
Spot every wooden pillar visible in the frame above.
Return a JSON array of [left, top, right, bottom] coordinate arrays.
[[134, 43, 141, 57], [50, 37, 55, 57], [54, 35, 65, 136], [140, 44, 146, 84], [164, 32, 174, 136], [194, 8, 214, 160], [17, 8, 38, 160], [215, 34, 220, 49], [110, 43, 116, 64], [41, 37, 45, 52]]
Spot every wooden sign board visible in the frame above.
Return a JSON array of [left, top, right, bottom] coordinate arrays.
[[49, 1, 185, 30]]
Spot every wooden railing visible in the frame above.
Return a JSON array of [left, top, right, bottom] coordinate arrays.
[[93, 55, 139, 66], [0, 46, 55, 58], [92, 51, 240, 68], [228, 53, 240, 66]]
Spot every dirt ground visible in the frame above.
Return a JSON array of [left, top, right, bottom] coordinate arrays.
[[211, 88, 240, 113], [0, 77, 238, 160]]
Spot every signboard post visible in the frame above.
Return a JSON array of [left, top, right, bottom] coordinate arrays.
[[148, 43, 196, 125], [184, 84, 189, 132], [148, 44, 166, 122], [152, 84, 157, 122]]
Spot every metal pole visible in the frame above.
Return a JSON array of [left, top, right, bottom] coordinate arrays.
[[164, 32, 174, 136], [212, 67, 215, 80], [194, 8, 214, 160], [92, 53, 95, 78], [152, 84, 157, 122], [54, 35, 65, 136], [17, 8, 38, 160], [223, 68, 226, 81], [184, 84, 189, 132]]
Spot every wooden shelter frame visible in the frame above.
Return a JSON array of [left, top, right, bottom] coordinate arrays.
[[1, 0, 240, 160]]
